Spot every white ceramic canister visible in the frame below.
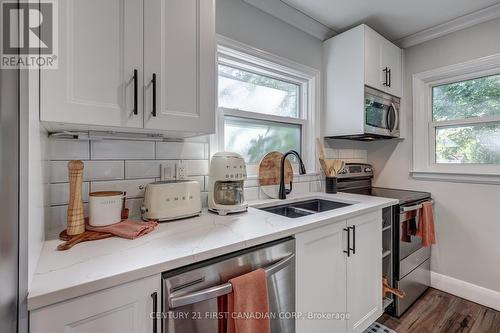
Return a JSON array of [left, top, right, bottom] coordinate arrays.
[[89, 191, 125, 227]]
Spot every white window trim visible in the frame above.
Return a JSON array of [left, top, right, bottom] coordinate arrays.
[[412, 53, 500, 184], [212, 35, 321, 176]]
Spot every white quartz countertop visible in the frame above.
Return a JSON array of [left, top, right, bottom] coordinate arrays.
[[28, 192, 397, 311]]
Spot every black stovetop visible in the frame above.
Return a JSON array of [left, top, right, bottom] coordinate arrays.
[[368, 187, 431, 205]]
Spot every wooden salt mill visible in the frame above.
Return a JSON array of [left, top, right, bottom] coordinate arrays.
[[67, 160, 85, 235]]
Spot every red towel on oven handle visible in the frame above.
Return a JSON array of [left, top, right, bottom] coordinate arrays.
[[416, 201, 436, 247]]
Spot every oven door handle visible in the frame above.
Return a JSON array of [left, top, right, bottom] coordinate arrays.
[[168, 253, 295, 308], [400, 199, 434, 213]]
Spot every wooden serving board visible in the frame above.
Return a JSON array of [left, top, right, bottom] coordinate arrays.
[[58, 230, 113, 251], [258, 151, 293, 186], [57, 208, 130, 251]]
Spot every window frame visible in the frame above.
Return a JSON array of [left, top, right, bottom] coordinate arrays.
[[412, 53, 500, 184], [214, 36, 321, 175]]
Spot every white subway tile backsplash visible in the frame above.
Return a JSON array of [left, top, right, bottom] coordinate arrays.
[[49, 140, 89, 160], [45, 138, 331, 238], [91, 140, 155, 160], [310, 180, 324, 192], [156, 142, 206, 160], [244, 187, 259, 201], [338, 149, 354, 159], [293, 182, 310, 194], [49, 160, 124, 183], [182, 160, 209, 176], [353, 149, 367, 160], [90, 178, 156, 198], [49, 182, 90, 206], [125, 160, 177, 179]]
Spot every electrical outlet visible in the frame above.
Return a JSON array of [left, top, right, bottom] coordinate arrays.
[[176, 163, 187, 180], [160, 163, 174, 180]]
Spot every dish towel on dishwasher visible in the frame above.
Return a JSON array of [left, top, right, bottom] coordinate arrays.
[[227, 268, 270, 333], [416, 201, 436, 247]]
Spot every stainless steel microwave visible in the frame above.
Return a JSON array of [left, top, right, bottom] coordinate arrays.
[[364, 86, 400, 138]]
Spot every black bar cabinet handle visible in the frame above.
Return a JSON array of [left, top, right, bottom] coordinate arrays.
[[151, 292, 158, 333], [388, 68, 392, 87], [383, 67, 388, 86], [133, 69, 138, 115], [349, 225, 356, 254], [343, 228, 350, 257], [151, 73, 157, 117]]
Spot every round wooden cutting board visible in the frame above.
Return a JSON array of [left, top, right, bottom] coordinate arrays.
[[258, 151, 293, 186]]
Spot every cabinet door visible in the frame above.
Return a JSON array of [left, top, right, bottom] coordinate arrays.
[[296, 222, 348, 333], [381, 40, 402, 97], [144, 0, 216, 134], [41, 0, 143, 128], [30, 275, 161, 333], [346, 211, 383, 333], [364, 26, 384, 92]]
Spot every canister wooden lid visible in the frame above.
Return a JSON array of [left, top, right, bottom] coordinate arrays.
[[89, 191, 123, 197]]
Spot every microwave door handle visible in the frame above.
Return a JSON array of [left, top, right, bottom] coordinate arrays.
[[168, 253, 295, 308], [391, 103, 399, 132]]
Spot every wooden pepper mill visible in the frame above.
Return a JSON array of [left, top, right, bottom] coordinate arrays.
[[67, 160, 85, 235]]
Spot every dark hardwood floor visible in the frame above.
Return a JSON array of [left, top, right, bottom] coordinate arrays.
[[377, 288, 500, 333]]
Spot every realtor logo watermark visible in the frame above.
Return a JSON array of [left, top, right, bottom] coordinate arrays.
[[1, 0, 57, 69]]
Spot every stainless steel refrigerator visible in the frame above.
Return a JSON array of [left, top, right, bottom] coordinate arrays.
[[0, 0, 24, 330]]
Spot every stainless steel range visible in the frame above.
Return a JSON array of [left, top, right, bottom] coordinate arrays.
[[337, 164, 432, 317]]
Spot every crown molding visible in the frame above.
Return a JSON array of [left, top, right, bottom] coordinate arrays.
[[243, 0, 336, 41], [397, 3, 500, 48]]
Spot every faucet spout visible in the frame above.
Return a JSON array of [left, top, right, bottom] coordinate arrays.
[[279, 150, 306, 200]]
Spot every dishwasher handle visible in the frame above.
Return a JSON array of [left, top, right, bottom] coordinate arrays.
[[168, 253, 295, 309]]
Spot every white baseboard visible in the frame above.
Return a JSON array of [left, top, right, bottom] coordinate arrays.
[[431, 272, 500, 311]]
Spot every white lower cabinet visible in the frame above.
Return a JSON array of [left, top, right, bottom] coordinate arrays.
[[346, 212, 383, 333], [30, 275, 161, 333], [296, 210, 383, 333]]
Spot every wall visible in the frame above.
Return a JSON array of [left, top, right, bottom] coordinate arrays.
[[368, 18, 500, 298], [44, 138, 358, 239], [216, 0, 323, 70]]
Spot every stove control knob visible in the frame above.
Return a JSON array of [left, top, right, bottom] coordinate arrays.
[[364, 167, 373, 173]]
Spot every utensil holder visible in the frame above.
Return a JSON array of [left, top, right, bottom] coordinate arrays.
[[325, 177, 338, 194]]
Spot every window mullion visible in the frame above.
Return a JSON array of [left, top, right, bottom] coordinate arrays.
[[432, 115, 500, 128]]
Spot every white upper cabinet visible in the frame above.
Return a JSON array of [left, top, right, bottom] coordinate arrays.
[[144, 0, 216, 134], [324, 24, 402, 98], [40, 0, 216, 136], [41, 0, 144, 128]]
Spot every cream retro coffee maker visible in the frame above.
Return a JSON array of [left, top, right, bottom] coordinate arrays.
[[208, 152, 248, 215]]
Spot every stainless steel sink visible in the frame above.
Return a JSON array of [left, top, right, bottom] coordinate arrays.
[[259, 199, 352, 218]]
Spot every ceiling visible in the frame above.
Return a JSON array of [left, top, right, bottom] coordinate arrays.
[[281, 0, 500, 41]]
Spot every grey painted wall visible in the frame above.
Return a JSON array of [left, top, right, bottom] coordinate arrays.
[[368, 18, 500, 292], [216, 0, 323, 70]]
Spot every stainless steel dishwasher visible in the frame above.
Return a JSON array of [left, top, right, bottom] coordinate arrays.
[[162, 237, 295, 333]]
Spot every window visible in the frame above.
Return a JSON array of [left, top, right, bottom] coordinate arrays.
[[432, 74, 500, 164], [216, 38, 320, 174], [412, 54, 500, 183]]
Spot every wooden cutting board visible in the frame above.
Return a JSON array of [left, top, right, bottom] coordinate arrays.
[[258, 151, 293, 186], [58, 229, 114, 251]]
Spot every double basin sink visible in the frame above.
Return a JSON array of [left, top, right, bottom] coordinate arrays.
[[259, 198, 352, 218]]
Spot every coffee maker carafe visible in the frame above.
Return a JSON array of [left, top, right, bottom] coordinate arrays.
[[208, 152, 248, 215]]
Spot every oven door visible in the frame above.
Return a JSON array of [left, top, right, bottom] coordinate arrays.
[[364, 88, 400, 138]]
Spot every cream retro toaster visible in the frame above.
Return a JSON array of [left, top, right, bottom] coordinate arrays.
[[141, 180, 202, 222]]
